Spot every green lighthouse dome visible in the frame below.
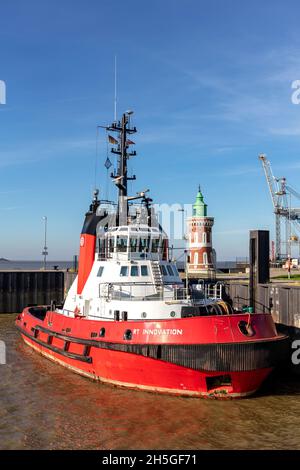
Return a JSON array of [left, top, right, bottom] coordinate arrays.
[[193, 185, 207, 217]]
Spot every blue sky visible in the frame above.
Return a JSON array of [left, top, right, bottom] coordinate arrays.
[[1, 0, 300, 260]]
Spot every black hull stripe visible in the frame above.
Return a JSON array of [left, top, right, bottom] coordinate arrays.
[[17, 326, 92, 363], [18, 324, 290, 372]]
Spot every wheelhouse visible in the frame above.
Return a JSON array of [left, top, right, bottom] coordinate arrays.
[[97, 224, 168, 261]]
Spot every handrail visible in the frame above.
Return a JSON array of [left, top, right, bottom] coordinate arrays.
[[98, 281, 189, 302]]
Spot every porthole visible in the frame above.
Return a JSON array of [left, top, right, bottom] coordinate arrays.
[[124, 329, 132, 340], [141, 312, 147, 318], [170, 311, 176, 318], [99, 327, 105, 338]]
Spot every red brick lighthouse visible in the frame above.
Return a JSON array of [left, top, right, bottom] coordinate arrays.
[[187, 186, 216, 276]]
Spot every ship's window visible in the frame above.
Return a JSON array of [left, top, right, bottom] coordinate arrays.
[[152, 238, 160, 253], [167, 265, 174, 276], [98, 238, 105, 257], [141, 265, 148, 276], [172, 265, 179, 276], [97, 266, 104, 277], [130, 237, 138, 252], [139, 237, 149, 253], [117, 236, 127, 252], [120, 266, 128, 277], [130, 265, 139, 276], [108, 237, 114, 253], [161, 265, 168, 276]]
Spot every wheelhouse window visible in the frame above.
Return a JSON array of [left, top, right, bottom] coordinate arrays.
[[120, 266, 128, 277], [160, 265, 168, 276], [117, 236, 127, 252], [130, 237, 138, 253], [152, 238, 161, 253], [97, 266, 104, 277], [130, 266, 139, 276], [141, 265, 149, 276], [139, 237, 149, 253], [108, 237, 114, 253], [98, 237, 106, 258], [172, 265, 179, 276], [167, 265, 174, 276]]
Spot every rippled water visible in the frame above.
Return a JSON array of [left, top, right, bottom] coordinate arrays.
[[1, 314, 300, 450]]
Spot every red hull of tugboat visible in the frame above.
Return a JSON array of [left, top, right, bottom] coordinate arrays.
[[16, 307, 289, 398]]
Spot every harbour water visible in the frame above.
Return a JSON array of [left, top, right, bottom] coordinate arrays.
[[1, 313, 300, 450]]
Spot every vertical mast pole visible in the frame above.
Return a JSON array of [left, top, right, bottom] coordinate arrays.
[[118, 113, 128, 225], [114, 56, 117, 122]]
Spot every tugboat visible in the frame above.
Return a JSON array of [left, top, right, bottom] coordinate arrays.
[[16, 111, 289, 398]]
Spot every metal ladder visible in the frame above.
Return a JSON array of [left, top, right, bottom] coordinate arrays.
[[151, 261, 164, 295], [196, 280, 223, 300]]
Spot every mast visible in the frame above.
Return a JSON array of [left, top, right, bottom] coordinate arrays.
[[106, 111, 137, 226]]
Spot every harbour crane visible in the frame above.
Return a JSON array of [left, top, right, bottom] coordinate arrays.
[[259, 154, 300, 260]]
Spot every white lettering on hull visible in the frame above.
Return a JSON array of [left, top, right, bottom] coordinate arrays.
[[133, 328, 183, 336]]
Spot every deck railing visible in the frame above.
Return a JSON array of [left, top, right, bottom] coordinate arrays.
[[99, 281, 190, 302]]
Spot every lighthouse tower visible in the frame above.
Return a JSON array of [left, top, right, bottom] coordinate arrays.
[[187, 186, 216, 276]]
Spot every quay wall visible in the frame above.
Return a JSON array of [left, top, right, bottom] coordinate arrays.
[[224, 281, 300, 374], [223, 282, 300, 329], [0, 271, 65, 313]]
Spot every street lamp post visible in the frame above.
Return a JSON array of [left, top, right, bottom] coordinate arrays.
[[42, 216, 48, 270]]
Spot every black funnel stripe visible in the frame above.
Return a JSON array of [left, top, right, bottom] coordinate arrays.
[[81, 213, 103, 236]]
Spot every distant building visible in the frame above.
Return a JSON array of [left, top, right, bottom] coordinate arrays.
[[187, 186, 216, 276]]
